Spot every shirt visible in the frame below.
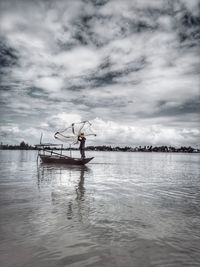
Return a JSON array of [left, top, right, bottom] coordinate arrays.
[[78, 136, 86, 149]]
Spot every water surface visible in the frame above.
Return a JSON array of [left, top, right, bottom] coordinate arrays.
[[0, 150, 200, 267]]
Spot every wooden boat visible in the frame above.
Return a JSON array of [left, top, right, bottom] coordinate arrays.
[[40, 154, 94, 165], [35, 143, 94, 166]]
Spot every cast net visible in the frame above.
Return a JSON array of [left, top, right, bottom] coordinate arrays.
[[54, 120, 96, 145]]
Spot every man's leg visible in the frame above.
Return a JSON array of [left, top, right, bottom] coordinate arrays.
[[81, 148, 85, 159]]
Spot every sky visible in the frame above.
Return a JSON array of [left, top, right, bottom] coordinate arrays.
[[0, 0, 199, 147]]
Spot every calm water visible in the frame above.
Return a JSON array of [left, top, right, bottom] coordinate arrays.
[[0, 150, 200, 267]]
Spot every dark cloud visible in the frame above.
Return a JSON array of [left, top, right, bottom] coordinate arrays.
[[87, 56, 146, 87], [148, 99, 200, 119], [83, 0, 109, 6], [177, 10, 200, 44], [0, 40, 18, 76], [26, 87, 49, 99]]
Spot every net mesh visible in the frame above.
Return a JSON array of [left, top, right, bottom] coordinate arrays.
[[54, 121, 96, 145]]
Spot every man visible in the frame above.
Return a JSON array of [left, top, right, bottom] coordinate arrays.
[[78, 133, 86, 159]]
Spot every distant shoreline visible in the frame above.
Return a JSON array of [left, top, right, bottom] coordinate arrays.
[[0, 149, 199, 154], [0, 144, 199, 153]]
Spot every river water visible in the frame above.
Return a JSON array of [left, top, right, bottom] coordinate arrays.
[[0, 150, 200, 267]]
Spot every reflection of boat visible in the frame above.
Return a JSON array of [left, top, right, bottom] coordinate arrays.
[[40, 154, 94, 165], [37, 163, 89, 220], [36, 144, 94, 165]]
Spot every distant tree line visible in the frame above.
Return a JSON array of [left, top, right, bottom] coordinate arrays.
[[85, 145, 199, 153], [0, 142, 199, 153], [0, 141, 37, 150]]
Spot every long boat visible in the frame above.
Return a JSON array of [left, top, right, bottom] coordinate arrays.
[[35, 143, 94, 165], [40, 154, 94, 165]]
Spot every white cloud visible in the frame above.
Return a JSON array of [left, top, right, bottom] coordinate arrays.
[[0, 113, 199, 147], [35, 76, 64, 92], [47, 113, 82, 130], [52, 47, 100, 76], [91, 118, 200, 146]]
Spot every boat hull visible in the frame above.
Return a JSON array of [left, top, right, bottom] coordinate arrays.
[[40, 154, 94, 165]]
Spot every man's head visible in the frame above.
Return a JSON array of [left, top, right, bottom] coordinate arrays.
[[80, 132, 84, 136]]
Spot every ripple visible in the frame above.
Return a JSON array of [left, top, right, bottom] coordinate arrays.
[[0, 151, 200, 267]]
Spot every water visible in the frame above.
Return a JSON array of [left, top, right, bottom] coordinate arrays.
[[0, 150, 200, 267]]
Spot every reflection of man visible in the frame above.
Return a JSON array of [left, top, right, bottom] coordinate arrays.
[[76, 166, 86, 201], [78, 133, 86, 159]]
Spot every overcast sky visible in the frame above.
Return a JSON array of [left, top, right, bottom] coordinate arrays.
[[0, 0, 199, 147]]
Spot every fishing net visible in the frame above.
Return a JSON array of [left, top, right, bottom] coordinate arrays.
[[54, 120, 96, 145]]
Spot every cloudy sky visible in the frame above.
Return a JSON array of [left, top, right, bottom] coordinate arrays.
[[0, 0, 199, 147]]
